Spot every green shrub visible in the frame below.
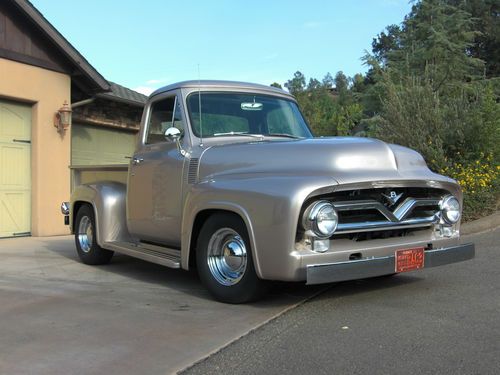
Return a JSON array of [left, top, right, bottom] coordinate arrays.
[[441, 155, 499, 221]]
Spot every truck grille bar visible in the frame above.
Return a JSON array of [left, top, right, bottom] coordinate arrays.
[[332, 197, 441, 234]]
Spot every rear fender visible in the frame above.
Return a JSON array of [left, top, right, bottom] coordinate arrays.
[[71, 182, 134, 246]]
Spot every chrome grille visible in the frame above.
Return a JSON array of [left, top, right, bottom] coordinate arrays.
[[301, 187, 446, 237], [333, 197, 440, 234]]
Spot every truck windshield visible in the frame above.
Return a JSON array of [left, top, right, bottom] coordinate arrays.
[[186, 92, 313, 139]]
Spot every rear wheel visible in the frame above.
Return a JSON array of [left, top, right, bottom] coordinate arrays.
[[196, 213, 266, 303], [74, 205, 114, 265]]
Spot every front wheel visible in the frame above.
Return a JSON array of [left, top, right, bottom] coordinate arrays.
[[196, 213, 267, 303], [74, 205, 114, 265]]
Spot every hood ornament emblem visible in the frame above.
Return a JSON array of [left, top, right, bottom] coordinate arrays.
[[382, 191, 403, 206]]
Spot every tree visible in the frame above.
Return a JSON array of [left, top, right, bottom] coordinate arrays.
[[375, 77, 448, 169], [322, 73, 335, 89], [446, 0, 500, 78], [351, 73, 366, 94], [334, 71, 351, 107], [285, 71, 306, 95], [369, 0, 498, 171], [335, 103, 363, 136], [307, 78, 322, 91], [371, 24, 403, 65], [270, 82, 282, 89], [334, 71, 349, 94], [388, 0, 484, 91]]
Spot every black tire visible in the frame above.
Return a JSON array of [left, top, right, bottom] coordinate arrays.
[[74, 205, 114, 265], [196, 213, 267, 303]]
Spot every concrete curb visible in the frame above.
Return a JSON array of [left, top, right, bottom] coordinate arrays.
[[461, 211, 500, 236]]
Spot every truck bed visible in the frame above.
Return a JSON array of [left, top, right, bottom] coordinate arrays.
[[70, 164, 129, 191]]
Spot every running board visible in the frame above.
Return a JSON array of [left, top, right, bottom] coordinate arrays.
[[103, 241, 181, 269]]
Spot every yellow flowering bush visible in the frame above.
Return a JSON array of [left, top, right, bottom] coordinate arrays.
[[440, 153, 499, 220], [440, 154, 498, 194]]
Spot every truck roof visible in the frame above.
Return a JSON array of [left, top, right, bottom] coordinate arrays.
[[150, 80, 293, 98]]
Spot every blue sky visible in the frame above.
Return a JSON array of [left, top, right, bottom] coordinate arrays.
[[31, 0, 412, 95]]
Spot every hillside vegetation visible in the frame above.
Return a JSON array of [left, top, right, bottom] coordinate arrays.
[[275, 0, 499, 220]]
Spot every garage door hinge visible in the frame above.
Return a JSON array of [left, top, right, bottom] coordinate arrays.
[[12, 139, 31, 144]]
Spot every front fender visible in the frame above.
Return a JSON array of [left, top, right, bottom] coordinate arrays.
[[71, 182, 133, 246], [181, 174, 337, 280]]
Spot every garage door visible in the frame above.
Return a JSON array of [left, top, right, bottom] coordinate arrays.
[[71, 123, 136, 165], [0, 100, 31, 238]]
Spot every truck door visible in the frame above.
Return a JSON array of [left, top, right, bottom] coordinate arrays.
[[127, 93, 187, 247]]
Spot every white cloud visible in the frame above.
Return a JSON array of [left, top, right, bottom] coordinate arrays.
[[132, 86, 156, 96], [133, 78, 171, 95]]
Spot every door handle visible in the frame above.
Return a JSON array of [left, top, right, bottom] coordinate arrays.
[[132, 157, 144, 165]]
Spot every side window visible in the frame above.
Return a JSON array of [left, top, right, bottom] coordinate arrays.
[[146, 97, 175, 144]]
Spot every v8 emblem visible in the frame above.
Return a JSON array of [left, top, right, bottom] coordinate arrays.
[[382, 191, 404, 206]]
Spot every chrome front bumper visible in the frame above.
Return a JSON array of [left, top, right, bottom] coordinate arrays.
[[306, 243, 475, 285]]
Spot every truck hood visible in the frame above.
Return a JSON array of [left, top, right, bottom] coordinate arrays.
[[197, 137, 452, 185]]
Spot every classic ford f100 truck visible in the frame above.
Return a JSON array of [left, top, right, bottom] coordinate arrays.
[[63, 80, 474, 303]]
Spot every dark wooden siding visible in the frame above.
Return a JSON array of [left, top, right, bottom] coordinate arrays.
[[72, 98, 142, 132], [0, 1, 71, 73]]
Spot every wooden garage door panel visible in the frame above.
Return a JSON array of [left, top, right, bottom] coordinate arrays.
[[72, 124, 136, 165], [0, 103, 30, 141], [0, 145, 30, 187], [0, 100, 31, 238], [0, 192, 30, 236]]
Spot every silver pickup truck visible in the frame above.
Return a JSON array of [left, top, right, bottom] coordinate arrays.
[[63, 80, 474, 303]]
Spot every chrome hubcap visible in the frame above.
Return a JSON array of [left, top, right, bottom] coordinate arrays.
[[207, 228, 247, 286], [77, 216, 93, 253]]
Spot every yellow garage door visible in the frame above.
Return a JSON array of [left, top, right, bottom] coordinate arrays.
[[72, 123, 136, 165], [0, 100, 31, 238]]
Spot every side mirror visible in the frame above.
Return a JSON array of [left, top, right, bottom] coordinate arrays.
[[164, 127, 181, 142], [164, 127, 187, 157]]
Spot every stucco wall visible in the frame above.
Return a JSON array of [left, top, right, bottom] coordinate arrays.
[[0, 57, 71, 236]]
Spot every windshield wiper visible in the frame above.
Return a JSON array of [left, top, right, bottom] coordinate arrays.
[[266, 133, 302, 139], [213, 132, 264, 139]]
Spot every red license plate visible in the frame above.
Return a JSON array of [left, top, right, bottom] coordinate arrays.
[[395, 247, 425, 273]]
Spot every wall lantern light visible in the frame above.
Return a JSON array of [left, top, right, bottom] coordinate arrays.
[[54, 101, 72, 133]]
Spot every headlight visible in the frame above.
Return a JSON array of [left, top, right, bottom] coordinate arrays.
[[303, 201, 338, 238], [440, 195, 460, 224]]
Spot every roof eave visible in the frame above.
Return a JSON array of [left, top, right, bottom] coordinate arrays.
[[11, 0, 110, 93], [95, 93, 146, 107]]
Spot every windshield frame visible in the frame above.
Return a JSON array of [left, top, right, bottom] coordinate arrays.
[[184, 90, 313, 140]]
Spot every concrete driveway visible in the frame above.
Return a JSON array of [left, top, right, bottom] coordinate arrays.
[[0, 236, 322, 374]]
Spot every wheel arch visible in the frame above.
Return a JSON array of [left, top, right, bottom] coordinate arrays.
[[70, 182, 133, 246], [182, 204, 262, 278], [72, 200, 90, 230]]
